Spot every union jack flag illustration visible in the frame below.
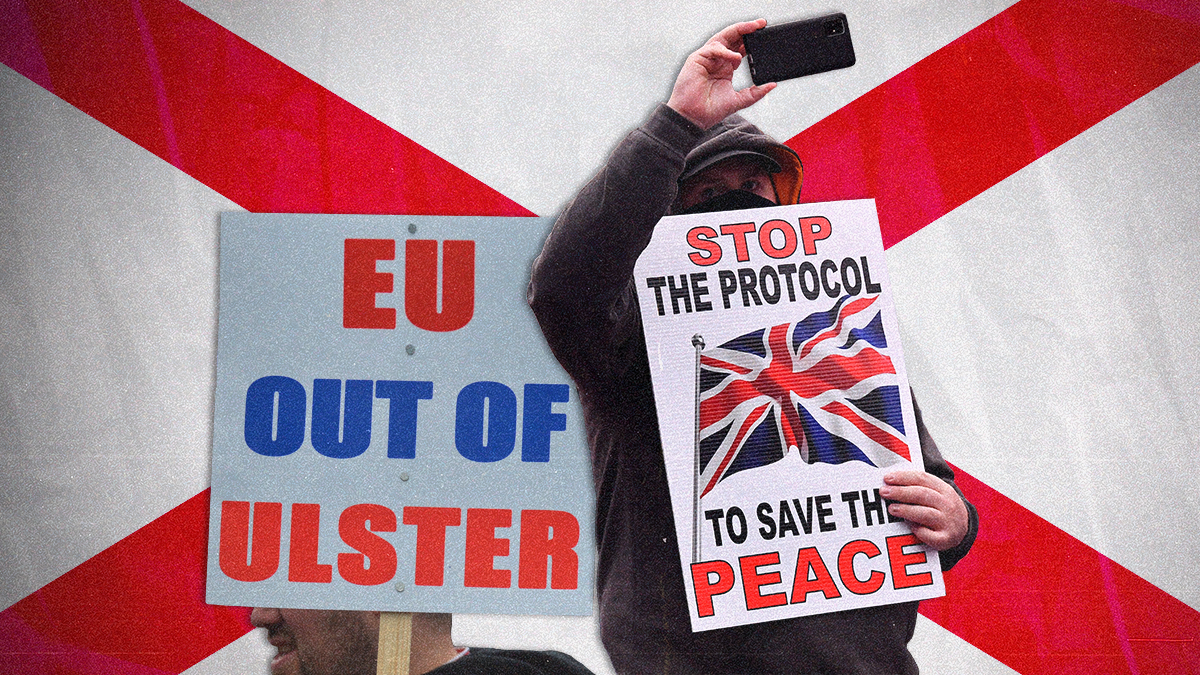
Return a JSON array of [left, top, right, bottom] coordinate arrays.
[[696, 295, 911, 498]]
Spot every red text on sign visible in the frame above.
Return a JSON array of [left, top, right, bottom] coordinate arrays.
[[343, 238, 475, 331], [688, 534, 934, 618], [218, 501, 580, 590], [685, 216, 833, 266]]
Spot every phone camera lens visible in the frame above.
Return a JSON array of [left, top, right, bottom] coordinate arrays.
[[824, 19, 845, 36]]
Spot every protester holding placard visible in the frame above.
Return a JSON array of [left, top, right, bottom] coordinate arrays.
[[529, 19, 978, 674]]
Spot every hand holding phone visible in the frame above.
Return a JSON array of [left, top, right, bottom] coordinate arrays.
[[743, 13, 856, 85], [666, 19, 778, 129]]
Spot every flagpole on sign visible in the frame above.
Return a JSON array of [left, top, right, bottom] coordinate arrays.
[[376, 611, 412, 675], [691, 334, 705, 564]]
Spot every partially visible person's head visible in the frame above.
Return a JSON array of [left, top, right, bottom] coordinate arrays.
[[677, 154, 778, 211], [251, 609, 458, 675], [673, 113, 803, 214], [251, 608, 379, 675]]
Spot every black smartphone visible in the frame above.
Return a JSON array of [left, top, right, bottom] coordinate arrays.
[[743, 13, 856, 85]]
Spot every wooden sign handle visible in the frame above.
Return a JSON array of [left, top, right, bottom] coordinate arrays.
[[376, 611, 413, 675]]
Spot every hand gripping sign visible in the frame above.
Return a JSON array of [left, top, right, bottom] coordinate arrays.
[[634, 200, 944, 632], [206, 214, 592, 618]]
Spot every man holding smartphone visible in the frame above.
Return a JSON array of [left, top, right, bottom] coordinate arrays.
[[529, 20, 977, 674]]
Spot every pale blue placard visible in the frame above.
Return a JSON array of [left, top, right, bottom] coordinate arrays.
[[206, 213, 592, 616]]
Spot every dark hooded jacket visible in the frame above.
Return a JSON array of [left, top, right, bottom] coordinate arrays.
[[676, 113, 804, 208], [529, 105, 976, 674]]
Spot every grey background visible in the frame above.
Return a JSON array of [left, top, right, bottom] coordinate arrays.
[[3, 1, 1195, 673]]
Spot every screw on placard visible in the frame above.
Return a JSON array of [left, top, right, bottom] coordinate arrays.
[[406, 344, 415, 356], [408, 223, 417, 234], [394, 582, 406, 593], [400, 472, 410, 482]]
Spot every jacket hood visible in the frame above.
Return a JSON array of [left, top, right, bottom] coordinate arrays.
[[680, 114, 803, 206]]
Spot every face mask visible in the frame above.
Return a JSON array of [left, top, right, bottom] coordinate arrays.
[[678, 189, 778, 214]]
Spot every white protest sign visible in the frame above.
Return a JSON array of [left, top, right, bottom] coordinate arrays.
[[634, 199, 944, 632], [206, 213, 592, 616]]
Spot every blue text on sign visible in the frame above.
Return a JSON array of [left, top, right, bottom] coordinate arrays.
[[243, 377, 569, 462]]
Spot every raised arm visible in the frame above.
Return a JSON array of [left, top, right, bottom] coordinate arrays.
[[529, 21, 776, 385]]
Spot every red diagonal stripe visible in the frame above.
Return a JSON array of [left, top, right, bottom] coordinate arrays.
[[921, 466, 1200, 674], [0, 490, 250, 675], [1, 0, 532, 217], [1, 0, 1198, 673], [788, 0, 1200, 248]]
